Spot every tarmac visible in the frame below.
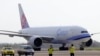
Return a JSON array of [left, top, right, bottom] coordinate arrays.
[[34, 51, 100, 56], [8, 50, 100, 56]]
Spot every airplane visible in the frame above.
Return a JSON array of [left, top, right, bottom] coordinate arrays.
[[0, 3, 97, 51]]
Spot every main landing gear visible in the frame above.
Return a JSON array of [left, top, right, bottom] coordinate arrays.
[[59, 43, 68, 50], [33, 47, 41, 51]]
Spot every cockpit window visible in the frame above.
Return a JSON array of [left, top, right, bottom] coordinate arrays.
[[81, 31, 88, 33]]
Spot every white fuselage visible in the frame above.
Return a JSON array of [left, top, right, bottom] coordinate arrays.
[[18, 4, 91, 46], [20, 26, 91, 44]]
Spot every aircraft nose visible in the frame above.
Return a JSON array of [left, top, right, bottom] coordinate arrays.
[[83, 33, 91, 38]]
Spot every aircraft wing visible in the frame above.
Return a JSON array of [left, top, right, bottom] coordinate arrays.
[[91, 32, 100, 35], [0, 32, 54, 43], [41, 37, 54, 43], [0, 32, 31, 37], [0, 30, 19, 33]]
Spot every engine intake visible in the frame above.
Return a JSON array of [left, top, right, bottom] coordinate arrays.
[[28, 36, 42, 47], [85, 39, 92, 47], [34, 38, 42, 47]]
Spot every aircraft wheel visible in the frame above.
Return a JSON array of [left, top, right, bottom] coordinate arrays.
[[80, 47, 84, 50], [33, 48, 41, 51], [59, 47, 68, 50]]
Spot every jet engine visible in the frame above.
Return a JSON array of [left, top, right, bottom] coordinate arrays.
[[85, 39, 93, 47], [28, 36, 42, 47], [80, 38, 93, 50]]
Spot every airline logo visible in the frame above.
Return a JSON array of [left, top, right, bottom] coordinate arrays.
[[19, 3, 29, 29], [21, 14, 29, 29]]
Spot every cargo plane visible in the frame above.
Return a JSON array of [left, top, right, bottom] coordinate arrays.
[[0, 4, 96, 51]]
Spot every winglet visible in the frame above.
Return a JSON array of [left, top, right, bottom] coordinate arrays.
[[18, 3, 30, 29]]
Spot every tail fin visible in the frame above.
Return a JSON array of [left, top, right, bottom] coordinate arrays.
[[18, 3, 30, 29]]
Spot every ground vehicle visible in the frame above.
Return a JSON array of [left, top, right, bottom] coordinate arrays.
[[1, 47, 14, 56], [17, 45, 34, 56]]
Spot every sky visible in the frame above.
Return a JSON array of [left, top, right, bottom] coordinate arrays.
[[0, 0, 100, 43]]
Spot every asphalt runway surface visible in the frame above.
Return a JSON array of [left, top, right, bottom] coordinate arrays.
[[2, 50, 100, 56], [34, 51, 100, 56]]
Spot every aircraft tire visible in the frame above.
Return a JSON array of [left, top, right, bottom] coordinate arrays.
[[59, 47, 68, 50], [33, 48, 41, 51], [80, 47, 84, 50]]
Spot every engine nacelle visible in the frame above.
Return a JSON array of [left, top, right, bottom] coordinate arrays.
[[85, 39, 93, 47], [28, 36, 42, 47]]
